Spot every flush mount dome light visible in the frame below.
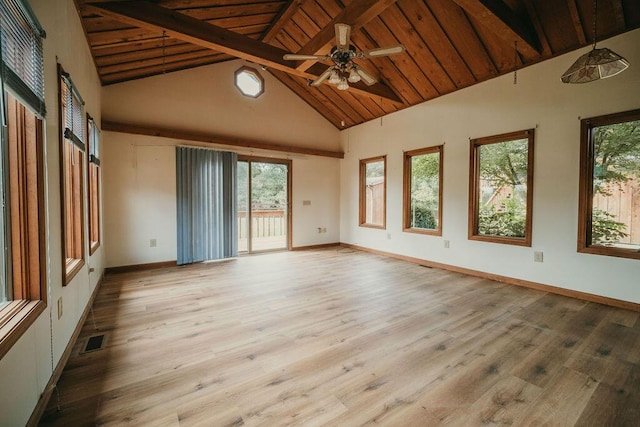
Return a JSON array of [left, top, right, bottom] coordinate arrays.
[[234, 66, 264, 98]]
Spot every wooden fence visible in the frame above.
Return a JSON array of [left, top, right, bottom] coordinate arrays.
[[366, 182, 385, 225], [594, 179, 640, 244]]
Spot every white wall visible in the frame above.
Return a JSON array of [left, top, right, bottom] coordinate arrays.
[[102, 60, 341, 152], [102, 61, 341, 268], [341, 29, 640, 304], [0, 1, 104, 425]]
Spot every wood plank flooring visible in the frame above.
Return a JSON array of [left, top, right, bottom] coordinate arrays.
[[40, 248, 640, 426]]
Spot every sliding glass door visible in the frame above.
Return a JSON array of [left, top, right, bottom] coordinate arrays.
[[237, 158, 290, 253]]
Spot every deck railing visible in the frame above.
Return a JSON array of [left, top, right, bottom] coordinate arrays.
[[238, 210, 286, 238]]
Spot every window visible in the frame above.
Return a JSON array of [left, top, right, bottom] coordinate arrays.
[[578, 109, 640, 260], [234, 66, 264, 98], [359, 156, 386, 228], [87, 115, 101, 254], [469, 129, 534, 246], [403, 146, 443, 235], [0, 0, 47, 359], [59, 67, 86, 283]]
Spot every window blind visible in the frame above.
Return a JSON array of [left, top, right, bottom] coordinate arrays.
[[176, 147, 238, 265], [61, 72, 85, 151], [0, 0, 46, 117], [88, 116, 100, 165]]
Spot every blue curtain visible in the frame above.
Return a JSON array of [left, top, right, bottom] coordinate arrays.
[[176, 147, 238, 265]]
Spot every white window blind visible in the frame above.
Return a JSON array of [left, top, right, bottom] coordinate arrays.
[[61, 72, 85, 151], [0, 0, 46, 116], [88, 115, 100, 165]]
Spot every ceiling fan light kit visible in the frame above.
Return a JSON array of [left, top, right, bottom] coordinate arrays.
[[562, 0, 630, 84], [348, 66, 361, 83], [283, 23, 405, 91]]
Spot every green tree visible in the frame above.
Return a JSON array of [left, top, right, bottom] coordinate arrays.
[[477, 139, 528, 237], [250, 162, 287, 209], [590, 120, 640, 245], [478, 198, 526, 238], [410, 152, 440, 229], [593, 121, 640, 193], [237, 162, 287, 211]]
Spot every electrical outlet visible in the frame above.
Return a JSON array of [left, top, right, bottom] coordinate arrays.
[[57, 297, 63, 319], [534, 251, 544, 263], [303, 200, 311, 206], [321, 227, 327, 233], [150, 238, 157, 247], [387, 233, 391, 240], [444, 240, 450, 249]]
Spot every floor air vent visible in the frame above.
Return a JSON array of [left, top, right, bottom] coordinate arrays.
[[81, 333, 106, 354]]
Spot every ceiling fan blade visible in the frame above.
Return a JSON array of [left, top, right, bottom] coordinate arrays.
[[335, 23, 351, 51], [311, 67, 333, 86], [283, 54, 329, 61], [355, 67, 377, 86], [364, 44, 406, 58]]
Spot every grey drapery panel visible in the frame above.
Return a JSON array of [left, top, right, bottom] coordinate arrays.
[[176, 147, 238, 265]]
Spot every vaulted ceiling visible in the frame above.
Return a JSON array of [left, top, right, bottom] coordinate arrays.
[[77, 0, 640, 129]]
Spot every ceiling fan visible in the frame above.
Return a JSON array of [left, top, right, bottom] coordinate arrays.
[[283, 23, 405, 90]]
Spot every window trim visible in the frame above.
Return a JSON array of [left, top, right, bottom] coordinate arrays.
[[0, 93, 47, 361], [234, 66, 265, 98], [87, 115, 100, 255], [468, 129, 535, 246], [403, 145, 443, 236], [58, 65, 86, 284], [578, 108, 640, 260], [359, 155, 387, 229]]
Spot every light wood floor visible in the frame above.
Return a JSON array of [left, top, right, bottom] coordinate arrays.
[[40, 248, 640, 426]]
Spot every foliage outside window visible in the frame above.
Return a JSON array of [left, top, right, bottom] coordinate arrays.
[[403, 146, 443, 235], [578, 109, 640, 260], [60, 67, 86, 283], [0, 0, 47, 360], [237, 157, 290, 253], [359, 156, 386, 228], [87, 115, 101, 254], [469, 129, 534, 246]]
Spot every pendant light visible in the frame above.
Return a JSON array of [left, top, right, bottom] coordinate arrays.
[[561, 0, 629, 83]]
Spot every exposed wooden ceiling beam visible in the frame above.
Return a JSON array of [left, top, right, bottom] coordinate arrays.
[[522, 0, 551, 56], [449, 0, 541, 58], [261, 0, 307, 43], [268, 69, 344, 128], [294, 0, 400, 72], [566, 0, 587, 45], [89, 1, 401, 103], [610, 0, 626, 32], [101, 120, 345, 159]]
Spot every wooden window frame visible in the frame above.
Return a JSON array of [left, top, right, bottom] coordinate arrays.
[[59, 66, 85, 284], [578, 109, 640, 260], [0, 93, 47, 360], [359, 155, 387, 229], [468, 129, 535, 246], [87, 115, 100, 255], [403, 145, 443, 236]]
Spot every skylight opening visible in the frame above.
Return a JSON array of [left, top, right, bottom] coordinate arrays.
[[235, 66, 264, 98]]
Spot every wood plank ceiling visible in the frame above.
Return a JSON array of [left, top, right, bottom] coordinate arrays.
[[77, 0, 640, 129]]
